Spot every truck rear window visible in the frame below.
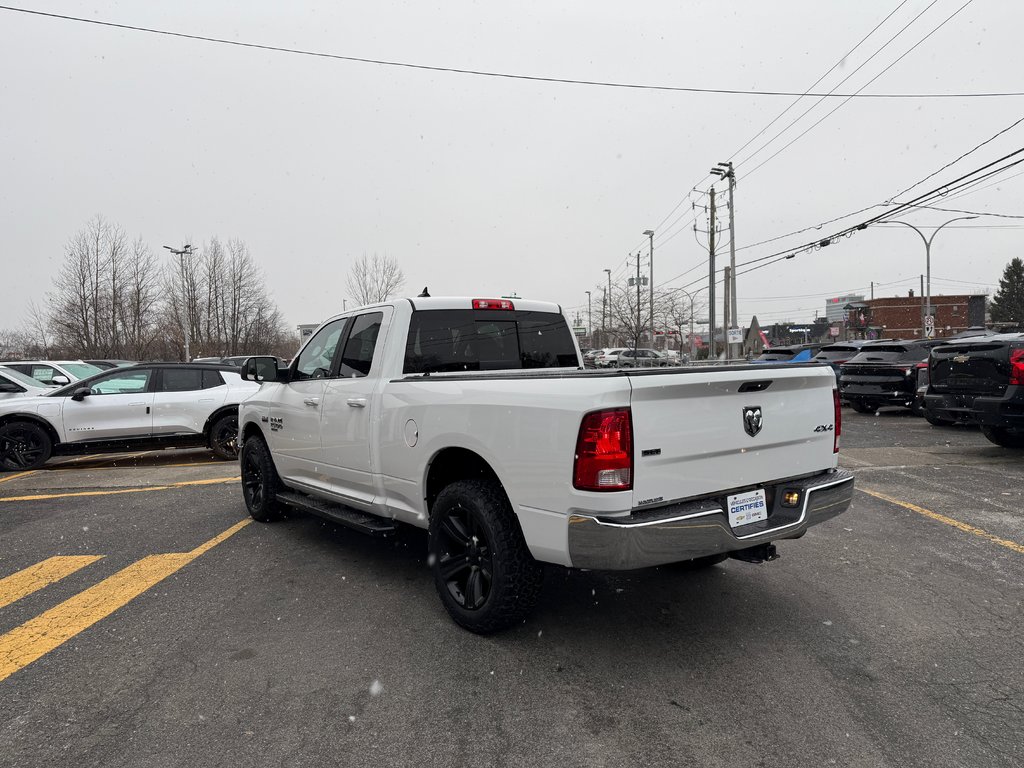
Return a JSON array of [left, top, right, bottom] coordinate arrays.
[[404, 310, 578, 374]]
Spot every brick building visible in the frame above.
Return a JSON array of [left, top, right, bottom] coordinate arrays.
[[861, 293, 986, 339]]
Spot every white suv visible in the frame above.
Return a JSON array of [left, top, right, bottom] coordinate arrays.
[[0, 364, 259, 471], [1, 360, 103, 386]]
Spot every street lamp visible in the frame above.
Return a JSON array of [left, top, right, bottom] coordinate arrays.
[[643, 230, 655, 347], [677, 285, 708, 359], [163, 243, 194, 361], [585, 290, 592, 339], [885, 216, 977, 338], [603, 268, 612, 343]]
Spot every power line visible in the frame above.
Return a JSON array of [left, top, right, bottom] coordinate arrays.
[[884, 202, 1024, 219], [1, 4, 1021, 99]]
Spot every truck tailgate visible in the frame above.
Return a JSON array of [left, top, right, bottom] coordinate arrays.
[[628, 365, 838, 506]]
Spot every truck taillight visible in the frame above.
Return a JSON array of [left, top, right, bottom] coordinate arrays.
[[916, 361, 930, 389], [573, 408, 633, 491], [1011, 349, 1024, 386], [833, 388, 841, 454], [472, 298, 515, 310]]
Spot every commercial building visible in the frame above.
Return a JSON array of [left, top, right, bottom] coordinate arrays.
[[860, 292, 986, 339], [824, 294, 865, 323]]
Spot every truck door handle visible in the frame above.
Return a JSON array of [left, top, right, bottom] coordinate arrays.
[[347, 397, 367, 408], [303, 398, 320, 407]]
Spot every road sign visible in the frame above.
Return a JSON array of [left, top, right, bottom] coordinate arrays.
[[572, 326, 587, 337], [829, 326, 840, 337], [924, 314, 935, 338], [727, 327, 743, 344]]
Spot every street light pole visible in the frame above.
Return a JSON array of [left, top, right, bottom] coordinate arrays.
[[886, 216, 977, 337], [603, 268, 612, 345], [162, 243, 194, 361], [643, 229, 654, 348]]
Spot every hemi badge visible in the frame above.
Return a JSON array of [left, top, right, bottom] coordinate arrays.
[[641, 448, 661, 457]]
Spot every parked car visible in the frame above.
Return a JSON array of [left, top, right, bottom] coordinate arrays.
[[838, 340, 945, 414], [237, 295, 852, 633], [753, 344, 826, 363], [1, 360, 103, 386], [83, 359, 137, 370], [812, 341, 874, 377], [923, 332, 1024, 446], [618, 348, 674, 367], [0, 364, 259, 471], [594, 347, 628, 368], [0, 366, 52, 400]]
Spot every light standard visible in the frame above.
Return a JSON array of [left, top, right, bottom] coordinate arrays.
[[677, 285, 707, 359], [585, 290, 592, 341], [643, 230, 654, 347], [603, 268, 612, 344], [163, 243, 194, 361], [885, 216, 977, 337]]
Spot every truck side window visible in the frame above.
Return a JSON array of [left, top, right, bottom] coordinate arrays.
[[294, 319, 346, 381], [338, 312, 384, 378]]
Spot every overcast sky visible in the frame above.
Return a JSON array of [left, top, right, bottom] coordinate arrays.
[[1, 0, 1021, 335]]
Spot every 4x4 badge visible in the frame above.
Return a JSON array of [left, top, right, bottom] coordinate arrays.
[[743, 406, 763, 437]]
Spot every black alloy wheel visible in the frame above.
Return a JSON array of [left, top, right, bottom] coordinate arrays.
[[0, 421, 52, 471], [850, 401, 875, 414], [429, 479, 543, 634], [209, 413, 240, 460], [240, 436, 283, 522]]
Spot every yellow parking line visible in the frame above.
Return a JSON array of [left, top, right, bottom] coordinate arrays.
[[0, 476, 239, 503], [859, 488, 1024, 555], [0, 471, 36, 485], [0, 519, 251, 682], [0, 556, 104, 610]]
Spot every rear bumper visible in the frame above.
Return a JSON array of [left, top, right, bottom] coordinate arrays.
[[924, 390, 1024, 428], [567, 469, 854, 570]]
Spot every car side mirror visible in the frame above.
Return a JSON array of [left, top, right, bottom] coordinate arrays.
[[71, 386, 91, 401], [52, 375, 70, 385], [241, 356, 285, 383]]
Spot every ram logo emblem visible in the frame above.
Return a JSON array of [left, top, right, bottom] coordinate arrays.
[[742, 406, 763, 437]]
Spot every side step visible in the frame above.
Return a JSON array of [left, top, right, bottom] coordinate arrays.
[[275, 491, 397, 537]]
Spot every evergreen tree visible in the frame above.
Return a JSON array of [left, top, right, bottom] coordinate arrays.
[[990, 257, 1024, 324]]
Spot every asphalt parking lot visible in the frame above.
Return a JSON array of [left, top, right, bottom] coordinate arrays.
[[1, 412, 1021, 768]]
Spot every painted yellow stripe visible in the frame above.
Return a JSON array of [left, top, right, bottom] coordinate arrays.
[[0, 519, 251, 682], [0, 556, 104, 610], [0, 476, 239, 503], [0, 470, 36, 485], [860, 488, 1024, 555]]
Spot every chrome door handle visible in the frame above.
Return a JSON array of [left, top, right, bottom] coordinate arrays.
[[303, 398, 320, 407], [347, 397, 367, 408]]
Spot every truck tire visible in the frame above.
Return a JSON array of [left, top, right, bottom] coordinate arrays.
[[429, 479, 543, 634], [981, 426, 1024, 449], [240, 435, 284, 522], [208, 412, 240, 460], [0, 421, 53, 471], [850, 401, 875, 414]]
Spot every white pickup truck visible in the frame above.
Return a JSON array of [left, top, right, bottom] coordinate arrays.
[[238, 296, 853, 633]]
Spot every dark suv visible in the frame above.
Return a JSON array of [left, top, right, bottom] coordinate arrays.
[[839, 340, 944, 414], [923, 333, 1024, 448]]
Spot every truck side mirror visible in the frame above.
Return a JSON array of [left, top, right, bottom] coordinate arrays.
[[241, 356, 284, 383], [71, 386, 91, 401]]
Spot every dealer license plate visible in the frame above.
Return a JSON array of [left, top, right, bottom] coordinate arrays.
[[727, 489, 768, 528]]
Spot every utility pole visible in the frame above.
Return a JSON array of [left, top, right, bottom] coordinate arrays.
[[708, 187, 717, 359], [603, 268, 612, 346], [723, 266, 732, 357], [635, 254, 642, 358], [643, 229, 655, 349], [712, 162, 738, 357], [870, 281, 874, 300], [162, 243, 194, 361], [585, 290, 592, 340]]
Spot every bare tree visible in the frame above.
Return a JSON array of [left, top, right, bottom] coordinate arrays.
[[345, 254, 406, 307], [662, 290, 704, 355]]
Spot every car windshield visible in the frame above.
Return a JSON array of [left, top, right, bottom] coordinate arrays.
[[814, 346, 862, 361], [0, 366, 49, 389], [63, 363, 104, 378]]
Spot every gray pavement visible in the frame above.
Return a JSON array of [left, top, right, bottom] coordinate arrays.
[[0, 412, 1021, 767]]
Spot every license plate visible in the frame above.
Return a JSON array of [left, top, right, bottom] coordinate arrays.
[[727, 489, 768, 528]]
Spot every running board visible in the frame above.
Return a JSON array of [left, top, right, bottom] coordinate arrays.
[[274, 490, 397, 536]]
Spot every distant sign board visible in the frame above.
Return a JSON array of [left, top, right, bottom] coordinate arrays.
[[572, 326, 587, 337], [830, 326, 840, 337], [727, 327, 743, 344]]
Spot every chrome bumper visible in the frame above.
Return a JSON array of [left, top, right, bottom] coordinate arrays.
[[567, 469, 855, 570]]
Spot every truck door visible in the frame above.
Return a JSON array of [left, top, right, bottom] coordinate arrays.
[[320, 308, 390, 508], [270, 317, 348, 487]]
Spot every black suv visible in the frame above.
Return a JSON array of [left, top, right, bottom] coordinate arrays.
[[839, 340, 944, 414], [923, 333, 1024, 448]]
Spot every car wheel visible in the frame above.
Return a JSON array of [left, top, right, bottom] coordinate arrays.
[[924, 411, 955, 427], [240, 435, 284, 522], [429, 479, 543, 634], [850, 401, 875, 414], [981, 426, 1024, 449], [208, 412, 240, 460], [0, 421, 52, 471]]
